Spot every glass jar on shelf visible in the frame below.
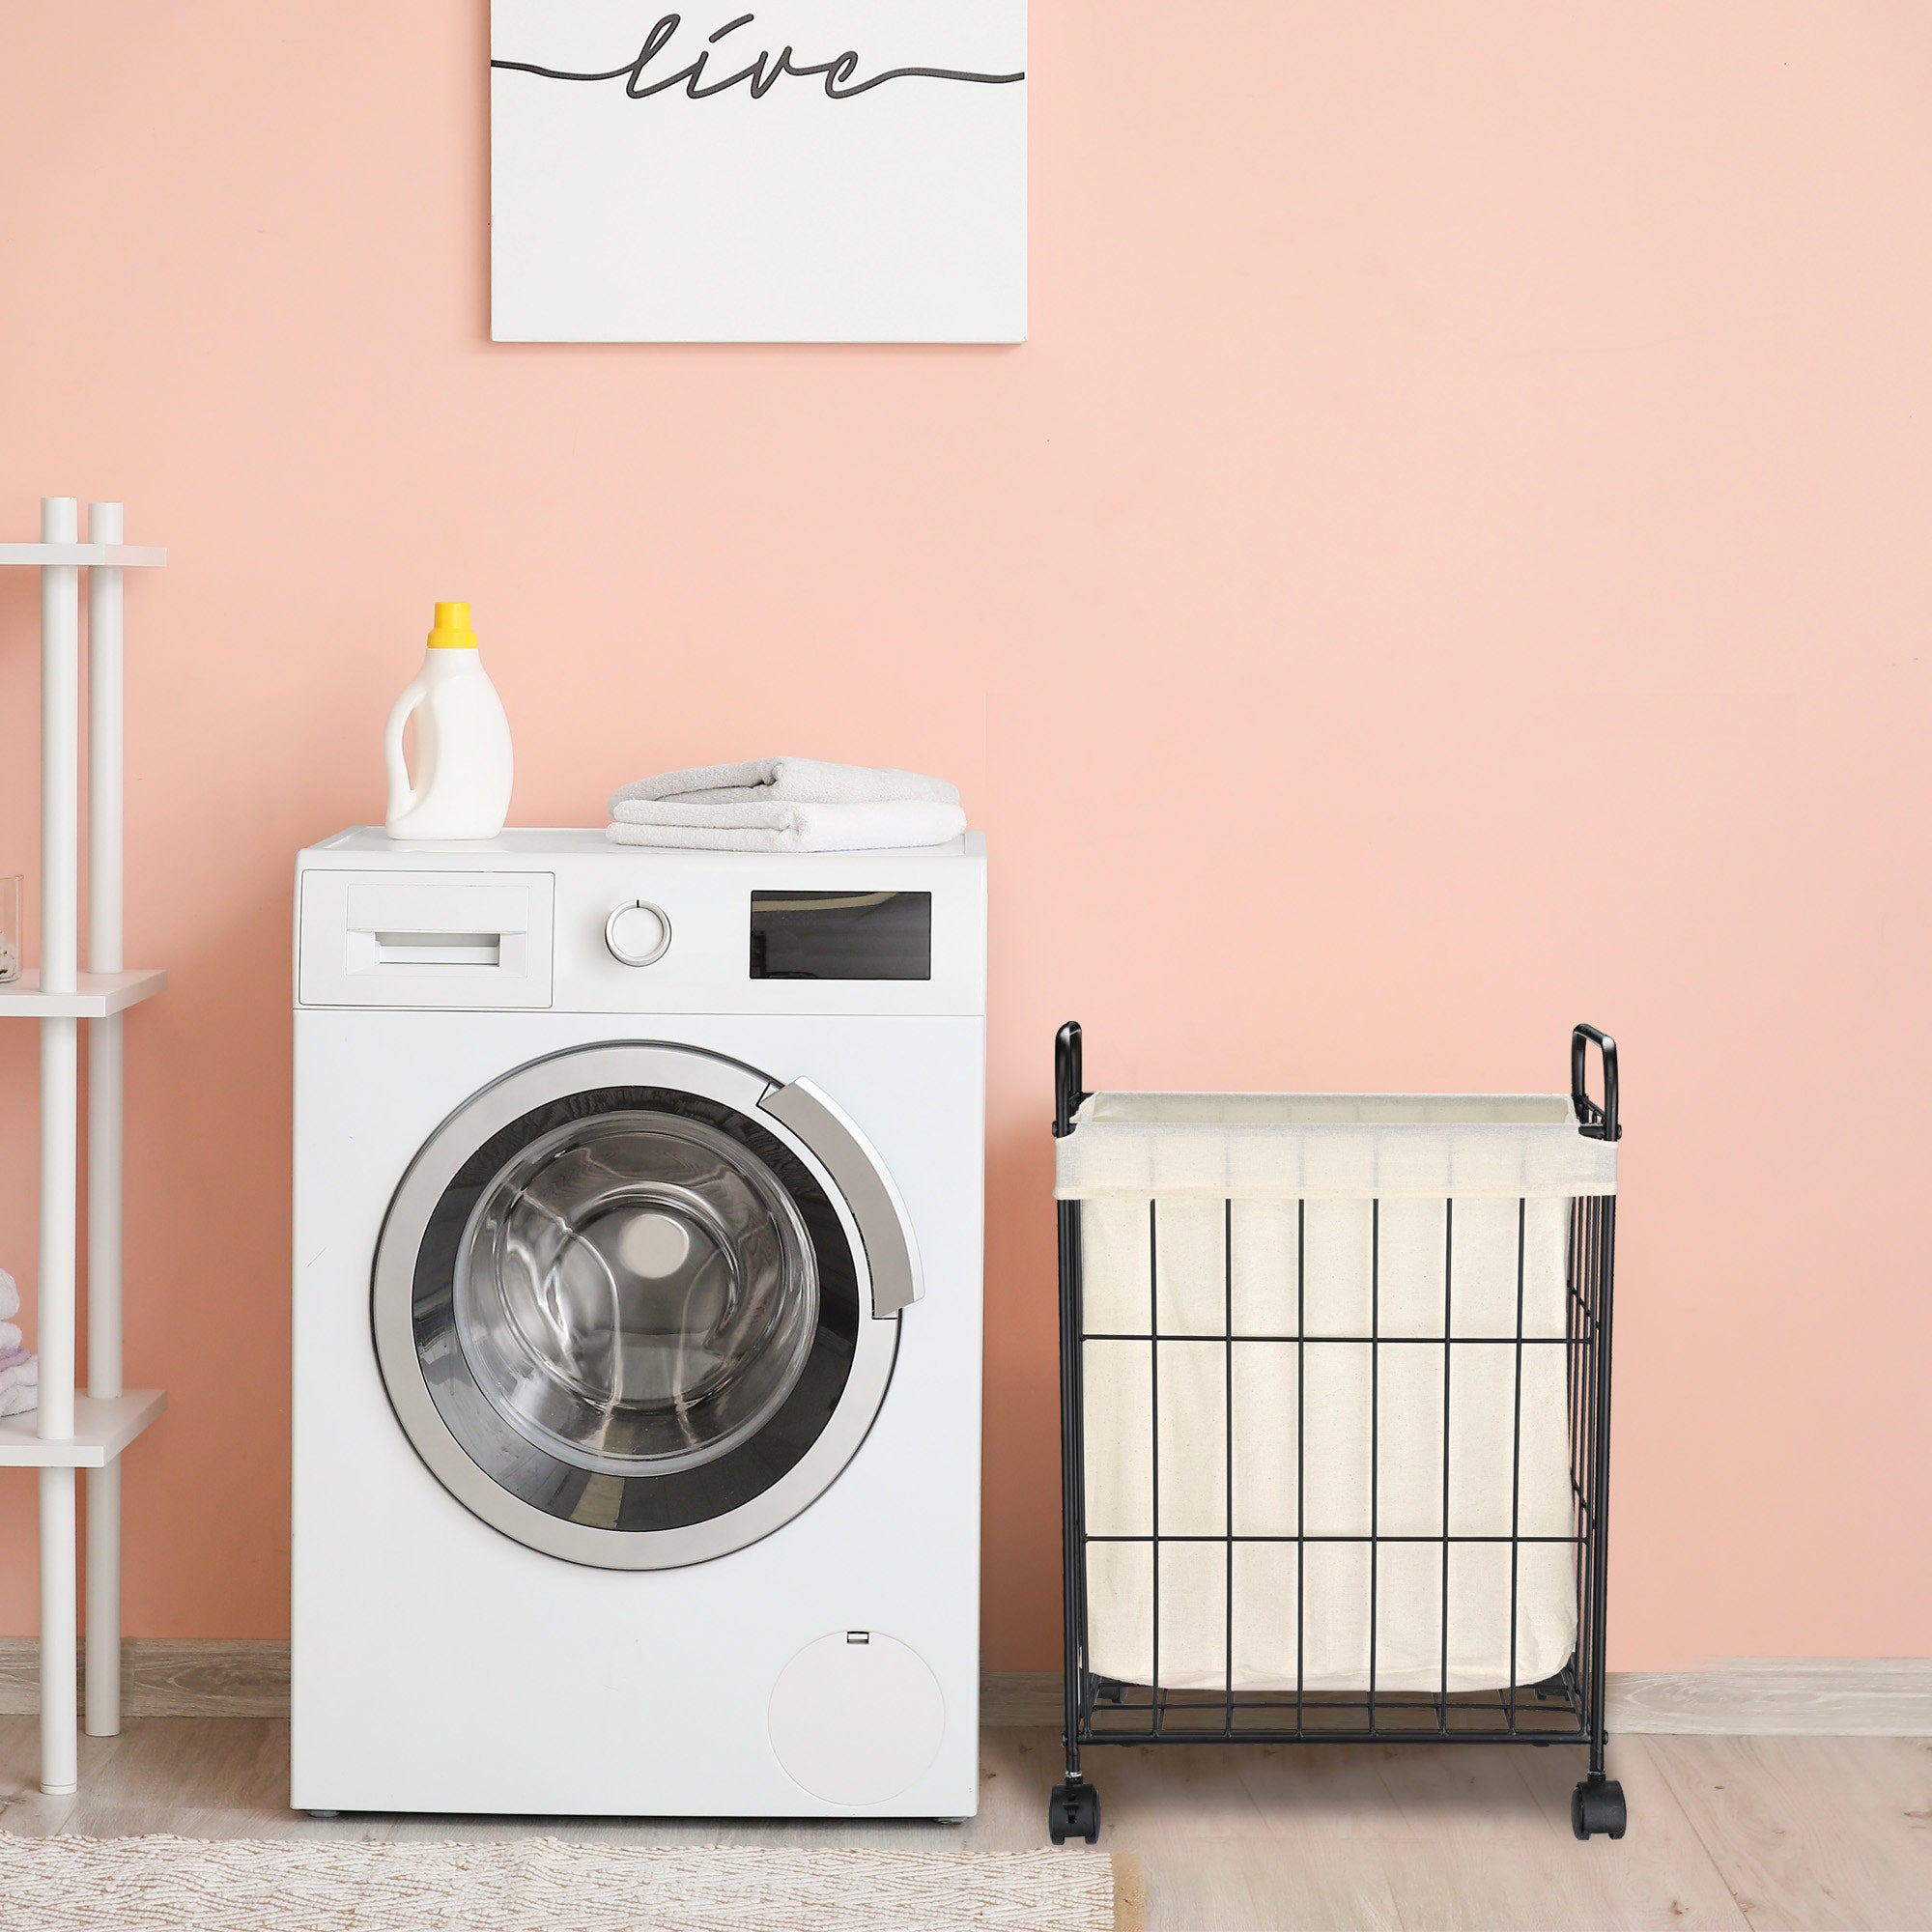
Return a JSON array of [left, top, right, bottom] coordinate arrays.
[[0, 876, 19, 983]]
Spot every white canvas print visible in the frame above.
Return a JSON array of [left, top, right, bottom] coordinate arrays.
[[491, 0, 1028, 343]]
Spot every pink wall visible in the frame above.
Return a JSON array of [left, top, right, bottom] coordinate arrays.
[[3, 5, 1928, 1668]]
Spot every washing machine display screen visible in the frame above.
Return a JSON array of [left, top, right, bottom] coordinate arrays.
[[749, 891, 932, 980]]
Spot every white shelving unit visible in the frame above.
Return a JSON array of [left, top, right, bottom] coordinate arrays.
[[1, 498, 168, 1796]]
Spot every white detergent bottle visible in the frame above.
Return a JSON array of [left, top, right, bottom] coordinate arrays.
[[384, 602, 515, 840]]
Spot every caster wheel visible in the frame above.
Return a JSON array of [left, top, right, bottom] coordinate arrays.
[[305, 1809, 341, 1820], [1048, 1782, 1100, 1845], [1572, 1777, 1627, 1841]]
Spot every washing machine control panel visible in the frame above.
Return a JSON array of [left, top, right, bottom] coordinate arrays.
[[605, 900, 672, 967], [294, 832, 984, 1015]]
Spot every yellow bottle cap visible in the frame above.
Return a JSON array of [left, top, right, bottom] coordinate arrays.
[[427, 601, 478, 648]]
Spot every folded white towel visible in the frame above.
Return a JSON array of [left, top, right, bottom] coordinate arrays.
[[0, 1267, 16, 1321], [609, 798, 966, 854], [0, 1382, 37, 1419], [0, 1359, 37, 1396], [611, 757, 958, 810], [0, 1321, 19, 1354]]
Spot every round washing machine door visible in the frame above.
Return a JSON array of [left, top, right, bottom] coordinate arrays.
[[371, 1042, 918, 1569]]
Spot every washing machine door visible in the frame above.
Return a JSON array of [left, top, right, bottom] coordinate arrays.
[[371, 1042, 919, 1569]]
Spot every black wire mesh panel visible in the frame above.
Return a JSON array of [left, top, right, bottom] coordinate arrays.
[[1047, 1023, 1626, 1847]]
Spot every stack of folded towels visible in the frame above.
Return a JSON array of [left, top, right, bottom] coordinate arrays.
[[607, 757, 964, 853], [0, 1269, 36, 1420]]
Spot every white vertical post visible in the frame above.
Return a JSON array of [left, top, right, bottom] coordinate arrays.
[[39, 1468, 78, 1795], [38, 496, 81, 1795], [85, 501, 125, 1739], [38, 494, 80, 1436]]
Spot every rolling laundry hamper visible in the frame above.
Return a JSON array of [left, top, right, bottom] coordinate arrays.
[[1048, 1021, 1626, 1844]]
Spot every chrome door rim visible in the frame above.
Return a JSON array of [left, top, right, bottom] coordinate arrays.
[[373, 1042, 899, 1570]]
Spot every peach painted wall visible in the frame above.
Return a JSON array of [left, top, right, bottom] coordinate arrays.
[[2, 5, 1928, 1669]]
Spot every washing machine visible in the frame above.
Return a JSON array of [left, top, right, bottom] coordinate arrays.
[[290, 828, 985, 1818]]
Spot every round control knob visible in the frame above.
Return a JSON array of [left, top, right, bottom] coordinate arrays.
[[605, 900, 671, 967]]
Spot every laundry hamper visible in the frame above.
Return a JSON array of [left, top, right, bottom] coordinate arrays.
[[1047, 1022, 1626, 1844]]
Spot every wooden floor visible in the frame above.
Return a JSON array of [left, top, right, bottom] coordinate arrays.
[[2, 1718, 1928, 1929]]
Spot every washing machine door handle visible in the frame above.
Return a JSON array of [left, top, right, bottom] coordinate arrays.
[[760, 1077, 923, 1319]]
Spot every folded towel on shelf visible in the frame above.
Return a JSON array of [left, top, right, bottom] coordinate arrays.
[[609, 797, 966, 854], [0, 1274, 37, 1413], [612, 757, 958, 810]]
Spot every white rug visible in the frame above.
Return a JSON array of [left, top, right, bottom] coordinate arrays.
[[0, 1834, 1132, 1931]]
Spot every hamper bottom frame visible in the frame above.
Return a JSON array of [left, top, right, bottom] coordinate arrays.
[[1048, 1021, 1627, 1847]]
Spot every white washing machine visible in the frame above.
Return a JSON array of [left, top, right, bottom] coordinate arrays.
[[291, 829, 985, 1818]]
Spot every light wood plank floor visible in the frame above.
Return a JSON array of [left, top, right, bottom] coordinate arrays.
[[1, 1718, 1927, 1929]]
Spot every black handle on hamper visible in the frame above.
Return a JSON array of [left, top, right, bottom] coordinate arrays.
[[1571, 1024, 1621, 1141], [1054, 1021, 1088, 1137]]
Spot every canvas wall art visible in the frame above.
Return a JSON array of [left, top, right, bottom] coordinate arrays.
[[491, 0, 1028, 343]]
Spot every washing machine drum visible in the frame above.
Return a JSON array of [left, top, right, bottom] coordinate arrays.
[[372, 1042, 916, 1570]]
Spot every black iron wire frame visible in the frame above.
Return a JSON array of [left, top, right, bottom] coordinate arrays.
[[1052, 1022, 1623, 1828]]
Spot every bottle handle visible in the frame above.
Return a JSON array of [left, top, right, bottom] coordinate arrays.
[[384, 679, 427, 826]]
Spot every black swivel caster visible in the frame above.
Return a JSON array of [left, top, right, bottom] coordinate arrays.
[[1572, 1776, 1627, 1840], [1048, 1781, 1101, 1845]]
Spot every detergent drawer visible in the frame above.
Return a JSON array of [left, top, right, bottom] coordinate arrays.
[[298, 871, 554, 1009]]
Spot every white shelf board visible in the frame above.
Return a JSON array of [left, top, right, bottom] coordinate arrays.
[[0, 968, 167, 1017], [0, 1390, 167, 1468], [0, 542, 166, 568]]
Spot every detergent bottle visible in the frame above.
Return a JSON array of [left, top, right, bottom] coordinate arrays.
[[384, 603, 515, 840]]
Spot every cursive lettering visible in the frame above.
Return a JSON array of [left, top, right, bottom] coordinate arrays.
[[492, 11, 1026, 102]]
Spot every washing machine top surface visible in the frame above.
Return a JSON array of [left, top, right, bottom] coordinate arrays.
[[304, 826, 983, 864]]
